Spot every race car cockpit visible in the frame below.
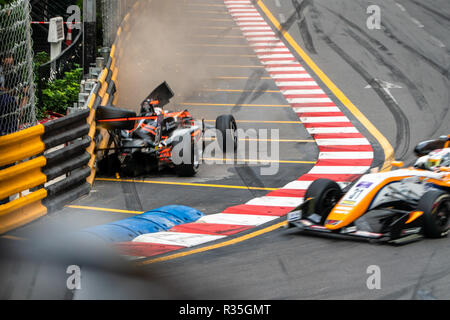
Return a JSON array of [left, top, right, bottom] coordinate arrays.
[[414, 135, 450, 171], [126, 82, 176, 146]]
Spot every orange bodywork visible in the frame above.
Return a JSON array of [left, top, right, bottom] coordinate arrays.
[[325, 168, 450, 230]]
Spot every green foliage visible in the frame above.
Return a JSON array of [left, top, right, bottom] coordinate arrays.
[[40, 66, 82, 116], [34, 51, 82, 118], [0, 0, 16, 7], [34, 51, 50, 66]]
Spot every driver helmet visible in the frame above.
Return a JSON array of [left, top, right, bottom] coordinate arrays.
[[425, 148, 450, 170], [141, 99, 155, 114]]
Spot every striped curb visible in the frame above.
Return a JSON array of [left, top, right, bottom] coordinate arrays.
[[113, 0, 374, 259]]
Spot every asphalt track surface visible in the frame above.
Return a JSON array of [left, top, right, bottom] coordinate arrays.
[[0, 0, 449, 299]]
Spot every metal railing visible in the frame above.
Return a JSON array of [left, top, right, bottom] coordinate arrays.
[[0, 0, 37, 135], [36, 28, 83, 109]]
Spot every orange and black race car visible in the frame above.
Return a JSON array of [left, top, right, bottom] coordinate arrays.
[[287, 136, 450, 244], [95, 82, 237, 177]]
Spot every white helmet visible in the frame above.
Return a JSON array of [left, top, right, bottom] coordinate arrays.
[[425, 148, 450, 170]]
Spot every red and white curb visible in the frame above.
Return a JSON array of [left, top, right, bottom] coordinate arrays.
[[115, 0, 374, 258]]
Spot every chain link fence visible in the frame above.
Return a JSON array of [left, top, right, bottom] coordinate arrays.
[[101, 0, 138, 48], [0, 0, 37, 136]]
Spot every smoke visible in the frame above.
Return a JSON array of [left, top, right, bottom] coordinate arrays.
[[114, 0, 217, 113]]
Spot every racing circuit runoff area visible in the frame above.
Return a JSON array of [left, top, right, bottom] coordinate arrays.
[[1, 0, 449, 300]]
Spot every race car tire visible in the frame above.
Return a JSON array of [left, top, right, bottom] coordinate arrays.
[[96, 105, 137, 131], [418, 190, 450, 238], [173, 136, 200, 177], [304, 179, 343, 225], [216, 114, 237, 153]]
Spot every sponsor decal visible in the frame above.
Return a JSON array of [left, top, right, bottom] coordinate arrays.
[[287, 211, 301, 222], [401, 227, 421, 235], [356, 181, 373, 188], [325, 219, 341, 226]]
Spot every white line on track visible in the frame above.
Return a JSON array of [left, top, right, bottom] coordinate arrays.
[[318, 152, 374, 159], [271, 73, 311, 79], [198, 213, 278, 226], [282, 180, 350, 190], [294, 106, 340, 112], [308, 166, 370, 174], [315, 138, 370, 146], [261, 60, 298, 64], [276, 81, 319, 86], [306, 127, 359, 134], [133, 232, 226, 247], [246, 196, 304, 207], [287, 97, 333, 103], [300, 116, 350, 123]]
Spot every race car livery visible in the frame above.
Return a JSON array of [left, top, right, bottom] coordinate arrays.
[[287, 136, 450, 244]]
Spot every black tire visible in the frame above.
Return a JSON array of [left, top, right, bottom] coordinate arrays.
[[172, 135, 200, 177], [418, 190, 450, 238], [96, 105, 137, 131], [303, 179, 343, 224], [216, 114, 237, 153]]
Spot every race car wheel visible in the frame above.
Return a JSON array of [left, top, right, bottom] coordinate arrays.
[[216, 114, 237, 153], [303, 179, 342, 224], [417, 190, 450, 238], [173, 136, 200, 177]]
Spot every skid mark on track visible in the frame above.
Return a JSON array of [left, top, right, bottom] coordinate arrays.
[[408, 0, 450, 22], [307, 5, 411, 160], [120, 181, 144, 212], [231, 69, 272, 113], [290, 0, 317, 54]]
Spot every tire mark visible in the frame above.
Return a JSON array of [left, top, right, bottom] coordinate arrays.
[[380, 22, 449, 78], [322, 6, 448, 139], [411, 247, 438, 300], [379, 261, 450, 299], [291, 0, 317, 54], [274, 0, 317, 54], [324, 7, 437, 115], [408, 0, 450, 22], [1, 259, 19, 299], [233, 164, 271, 198], [325, 7, 449, 78], [231, 69, 270, 113], [25, 262, 41, 300], [121, 181, 144, 212], [307, 5, 411, 159], [345, 27, 436, 138]]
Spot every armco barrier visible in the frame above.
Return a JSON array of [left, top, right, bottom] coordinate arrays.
[[0, 109, 94, 234], [85, 0, 144, 184]]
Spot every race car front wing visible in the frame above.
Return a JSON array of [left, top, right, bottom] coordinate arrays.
[[285, 205, 424, 244]]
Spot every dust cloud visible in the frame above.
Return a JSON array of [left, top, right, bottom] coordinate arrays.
[[114, 0, 215, 112]]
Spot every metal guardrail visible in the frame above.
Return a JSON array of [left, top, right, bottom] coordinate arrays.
[[36, 29, 83, 110], [0, 108, 94, 234]]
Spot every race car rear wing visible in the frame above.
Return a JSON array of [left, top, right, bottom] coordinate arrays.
[[142, 81, 174, 109]]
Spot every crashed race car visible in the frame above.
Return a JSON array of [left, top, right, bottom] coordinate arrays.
[[287, 135, 450, 244], [95, 82, 237, 177]]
